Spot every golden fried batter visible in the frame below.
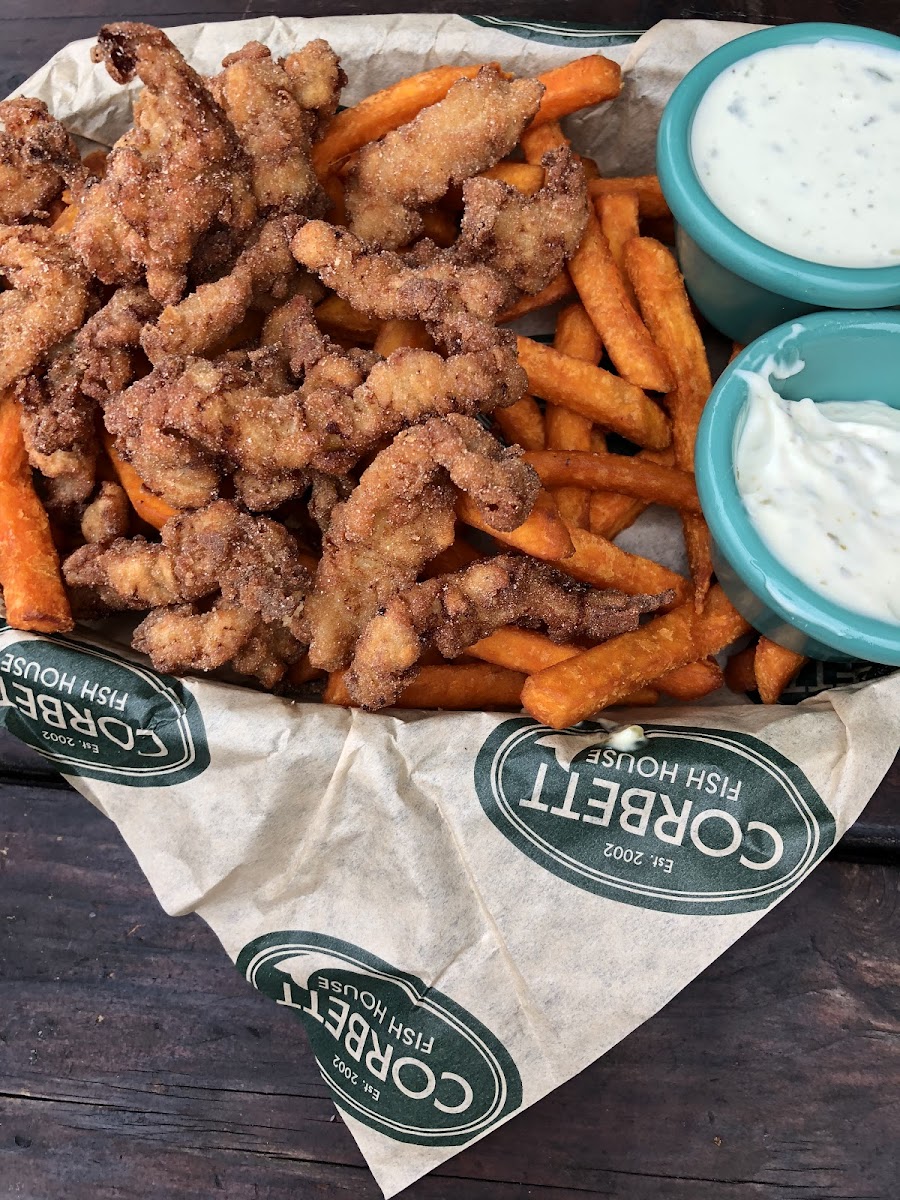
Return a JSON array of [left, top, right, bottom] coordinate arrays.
[[293, 221, 515, 327], [457, 148, 588, 294], [304, 414, 539, 670], [64, 501, 313, 685], [210, 40, 342, 214], [348, 555, 672, 708], [0, 98, 88, 224], [281, 38, 346, 136], [0, 226, 92, 391], [80, 481, 131, 544], [72, 23, 257, 304], [344, 66, 543, 248], [141, 216, 303, 361]]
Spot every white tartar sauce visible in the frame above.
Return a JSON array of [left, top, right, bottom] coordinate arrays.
[[734, 367, 900, 623], [691, 39, 900, 268]]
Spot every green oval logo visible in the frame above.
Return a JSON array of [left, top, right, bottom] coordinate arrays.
[[475, 718, 835, 915], [237, 932, 522, 1146], [0, 626, 208, 786]]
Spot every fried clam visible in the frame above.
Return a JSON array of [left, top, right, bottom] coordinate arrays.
[[455, 147, 589, 294], [343, 65, 544, 249], [19, 286, 160, 512], [119, 296, 525, 506], [348, 554, 673, 709], [72, 22, 257, 305], [63, 500, 313, 686], [0, 226, 92, 392], [303, 413, 540, 671], [141, 215, 306, 362], [0, 97, 88, 224], [209, 39, 344, 215]]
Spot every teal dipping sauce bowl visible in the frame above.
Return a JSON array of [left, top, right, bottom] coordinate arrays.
[[657, 23, 900, 344], [695, 310, 900, 665]]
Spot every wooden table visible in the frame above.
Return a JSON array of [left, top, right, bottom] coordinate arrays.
[[1, 3, 899, 1196]]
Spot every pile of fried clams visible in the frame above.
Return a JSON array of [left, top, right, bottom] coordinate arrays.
[[0, 22, 670, 709]]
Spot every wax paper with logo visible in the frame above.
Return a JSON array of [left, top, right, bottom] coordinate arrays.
[[2, 16, 899, 1197]]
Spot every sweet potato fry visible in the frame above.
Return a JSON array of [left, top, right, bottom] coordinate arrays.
[[520, 119, 568, 164], [547, 302, 601, 528], [588, 176, 670, 220], [525, 450, 700, 513], [102, 432, 178, 531], [588, 445, 676, 540], [531, 55, 622, 127], [755, 637, 807, 705], [425, 536, 482, 577], [418, 206, 458, 248], [0, 392, 73, 633], [493, 396, 545, 451], [373, 318, 433, 356], [555, 522, 690, 606], [568, 210, 673, 392], [598, 190, 639, 304], [725, 644, 758, 694], [315, 294, 382, 343], [516, 335, 670, 450], [625, 237, 713, 608], [311, 63, 494, 176], [320, 171, 347, 225], [498, 271, 573, 322], [458, 489, 574, 561], [479, 161, 544, 195], [325, 663, 526, 710], [286, 654, 326, 687], [467, 626, 580, 672], [655, 656, 724, 701], [522, 585, 750, 727], [729, 342, 745, 363]]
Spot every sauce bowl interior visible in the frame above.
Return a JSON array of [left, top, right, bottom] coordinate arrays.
[[696, 310, 900, 666], [658, 23, 900, 310]]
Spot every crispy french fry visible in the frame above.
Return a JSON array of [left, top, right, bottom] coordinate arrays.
[[625, 237, 713, 608], [479, 161, 544, 195], [524, 450, 701, 513], [547, 302, 601, 528], [373, 318, 433, 356], [498, 271, 573, 323], [286, 654, 326, 687], [493, 396, 545, 451], [315, 294, 382, 343], [588, 445, 676, 540], [425, 537, 483, 577], [588, 175, 670, 220], [311, 64, 495, 176], [531, 55, 622, 127], [655, 656, 724, 700], [458, 489, 574, 561], [468, 626, 581, 672], [0, 392, 73, 633], [102, 432, 178, 532], [320, 171, 347, 225], [598, 190, 640, 304], [520, 119, 569, 164], [555, 521, 690, 606], [522, 585, 750, 727], [419, 206, 458, 248], [755, 637, 808, 705], [569, 210, 673, 393], [516, 335, 671, 450], [325, 663, 526, 711], [725, 644, 758, 694]]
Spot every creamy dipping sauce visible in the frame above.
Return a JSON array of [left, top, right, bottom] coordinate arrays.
[[691, 39, 900, 268], [734, 366, 900, 623]]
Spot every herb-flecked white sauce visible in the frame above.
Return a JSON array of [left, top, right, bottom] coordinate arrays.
[[690, 40, 900, 268], [734, 365, 900, 623]]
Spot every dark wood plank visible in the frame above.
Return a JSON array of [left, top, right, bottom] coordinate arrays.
[[1, 1, 898, 94], [1, 779, 898, 1198]]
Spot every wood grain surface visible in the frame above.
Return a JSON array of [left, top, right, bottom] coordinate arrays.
[[1, 2, 899, 1195]]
